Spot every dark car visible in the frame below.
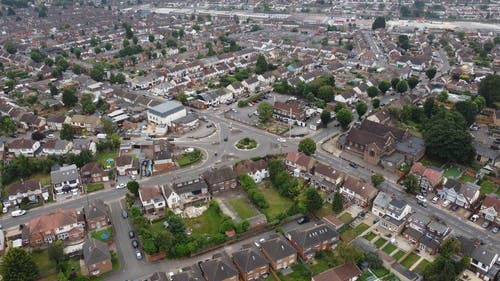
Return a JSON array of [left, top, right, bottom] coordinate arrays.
[[131, 239, 139, 248], [223, 136, 228, 142], [128, 230, 135, 239], [451, 204, 460, 211], [349, 162, 358, 168], [121, 209, 128, 219], [297, 216, 309, 224]]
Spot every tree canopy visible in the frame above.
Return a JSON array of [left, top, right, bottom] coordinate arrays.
[[320, 110, 331, 127], [336, 108, 353, 130], [356, 102, 368, 117], [396, 80, 409, 93], [403, 173, 419, 194], [478, 74, 500, 107], [305, 187, 323, 212], [378, 80, 391, 94], [257, 101, 273, 123], [426, 68, 437, 80], [372, 17, 386, 30], [0, 248, 39, 281], [298, 138, 316, 156], [62, 87, 78, 107], [332, 191, 343, 213], [367, 86, 380, 98]]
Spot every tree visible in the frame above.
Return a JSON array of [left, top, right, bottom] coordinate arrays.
[[62, 87, 78, 107], [305, 187, 323, 212], [365, 253, 383, 269], [373, 98, 380, 109], [298, 138, 316, 156], [48, 240, 65, 267], [73, 48, 81, 59], [356, 102, 368, 117], [372, 16, 386, 30], [440, 237, 461, 257], [378, 80, 391, 94], [90, 64, 105, 82], [148, 34, 155, 42], [72, 64, 84, 75], [396, 80, 408, 93], [257, 101, 273, 123], [60, 124, 75, 141], [337, 108, 353, 130], [81, 93, 97, 114], [336, 242, 365, 264], [478, 74, 500, 107], [30, 48, 44, 63], [407, 76, 419, 89], [332, 191, 343, 213], [4, 40, 17, 54], [320, 110, 331, 127], [367, 86, 380, 98], [371, 173, 384, 187], [127, 180, 139, 196], [0, 248, 39, 281], [166, 213, 186, 235], [255, 54, 269, 74], [454, 100, 478, 125], [391, 77, 400, 90], [104, 42, 112, 50], [423, 110, 474, 164], [317, 85, 335, 102], [0, 116, 17, 136], [398, 35, 410, 50], [403, 173, 419, 194], [166, 38, 177, 48], [426, 68, 437, 80], [438, 90, 448, 102], [31, 131, 45, 141], [94, 47, 101, 54], [423, 98, 435, 117]]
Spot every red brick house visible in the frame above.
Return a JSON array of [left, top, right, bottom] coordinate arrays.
[[83, 238, 112, 276], [232, 246, 269, 281], [84, 199, 111, 231], [29, 209, 85, 247], [287, 223, 338, 262], [261, 234, 297, 270]]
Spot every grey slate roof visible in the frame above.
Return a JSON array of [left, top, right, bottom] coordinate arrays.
[[85, 199, 109, 221], [200, 254, 238, 281], [202, 166, 236, 186], [232, 247, 268, 273], [288, 223, 337, 249], [83, 238, 110, 265], [472, 246, 498, 266], [50, 164, 79, 185], [373, 191, 392, 208], [171, 264, 203, 281], [148, 101, 184, 118], [261, 235, 297, 262]]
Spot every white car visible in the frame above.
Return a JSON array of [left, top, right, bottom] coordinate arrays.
[[130, 175, 136, 180], [443, 200, 451, 207], [116, 183, 126, 189], [277, 137, 286, 143], [431, 196, 439, 204], [416, 195, 426, 202], [11, 209, 26, 217], [184, 147, 194, 153]]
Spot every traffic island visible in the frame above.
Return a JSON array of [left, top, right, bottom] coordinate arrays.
[[235, 137, 258, 150]]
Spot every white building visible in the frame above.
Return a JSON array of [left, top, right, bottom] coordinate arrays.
[[147, 101, 186, 126]]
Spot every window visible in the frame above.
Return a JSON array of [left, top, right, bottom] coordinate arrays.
[[370, 150, 375, 157]]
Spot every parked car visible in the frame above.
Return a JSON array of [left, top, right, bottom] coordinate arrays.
[[492, 226, 499, 234], [2, 206, 8, 214], [349, 162, 358, 168], [416, 195, 427, 202], [122, 209, 128, 219], [11, 209, 26, 217], [128, 230, 135, 239], [223, 136, 228, 142], [451, 204, 460, 211], [482, 221, 492, 228], [470, 214, 479, 222], [442, 200, 451, 208], [116, 183, 126, 189], [130, 175, 136, 180], [297, 216, 309, 224], [131, 239, 139, 248], [431, 197, 439, 204], [277, 137, 286, 143], [135, 250, 143, 260]]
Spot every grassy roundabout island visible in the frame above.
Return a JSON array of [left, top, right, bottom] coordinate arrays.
[[235, 137, 258, 150]]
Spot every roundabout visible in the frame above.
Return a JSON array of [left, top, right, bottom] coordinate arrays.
[[235, 137, 258, 150]]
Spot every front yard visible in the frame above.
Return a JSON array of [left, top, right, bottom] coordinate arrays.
[[340, 223, 370, 242], [175, 149, 203, 167], [87, 183, 105, 193], [258, 185, 293, 219], [184, 203, 226, 235], [228, 198, 257, 220], [401, 252, 421, 269]]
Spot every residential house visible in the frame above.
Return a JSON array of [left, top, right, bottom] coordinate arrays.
[[480, 196, 500, 225], [170, 114, 200, 135], [139, 185, 166, 216], [334, 90, 357, 106], [242, 76, 261, 93], [152, 141, 175, 172], [46, 115, 70, 131], [80, 162, 107, 184], [226, 81, 245, 97], [7, 139, 40, 157], [145, 272, 168, 281], [162, 177, 210, 211], [200, 253, 239, 281], [19, 113, 46, 131], [51, 164, 80, 198], [287, 223, 338, 262], [470, 245, 499, 280], [198, 89, 233, 106], [311, 162, 345, 193], [339, 176, 378, 208], [285, 151, 316, 178], [232, 246, 270, 281], [171, 264, 204, 281], [438, 178, 461, 205], [261, 234, 297, 270], [273, 101, 307, 126], [456, 182, 480, 209], [7, 179, 43, 206], [115, 155, 139, 176], [70, 115, 101, 132], [84, 199, 110, 231], [312, 263, 362, 281], [147, 101, 187, 126], [409, 162, 444, 192], [42, 139, 73, 156], [381, 199, 412, 233], [202, 166, 237, 193], [82, 238, 112, 276], [29, 208, 85, 246], [72, 139, 97, 155], [233, 159, 269, 183]]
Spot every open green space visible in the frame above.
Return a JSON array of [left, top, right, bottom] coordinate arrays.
[[363, 232, 377, 241], [413, 259, 430, 273], [228, 198, 257, 220], [392, 250, 406, 261], [401, 252, 421, 269], [373, 267, 390, 278], [480, 181, 499, 195], [340, 223, 370, 242], [87, 183, 105, 193], [310, 251, 340, 275], [443, 167, 461, 178], [31, 249, 56, 275], [276, 263, 311, 281], [382, 243, 397, 255], [184, 204, 226, 235], [258, 185, 293, 219], [91, 227, 113, 242], [374, 237, 388, 248], [26, 173, 52, 186], [176, 149, 203, 167], [315, 202, 333, 218], [459, 174, 476, 183], [235, 138, 258, 150], [421, 158, 443, 168], [339, 212, 353, 223], [96, 150, 118, 167]]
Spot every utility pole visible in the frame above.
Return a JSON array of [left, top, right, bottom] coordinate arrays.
[[289, 108, 292, 138]]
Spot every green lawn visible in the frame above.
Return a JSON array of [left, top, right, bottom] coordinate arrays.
[[258, 186, 293, 219], [315, 203, 333, 218], [339, 212, 353, 223], [401, 252, 421, 268], [443, 167, 461, 178], [374, 237, 388, 248], [363, 232, 377, 241], [149, 216, 169, 233], [96, 150, 118, 167], [91, 227, 113, 242], [372, 267, 390, 278], [310, 251, 340, 275], [27, 173, 52, 186], [480, 181, 499, 195], [228, 198, 257, 220], [421, 158, 443, 168], [184, 203, 226, 235], [276, 263, 311, 281], [392, 250, 406, 261], [176, 149, 203, 167], [87, 183, 105, 193], [31, 249, 56, 274], [413, 259, 430, 273], [340, 223, 369, 242], [382, 243, 397, 255], [459, 174, 476, 183]]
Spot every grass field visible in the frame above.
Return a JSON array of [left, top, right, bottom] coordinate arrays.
[[339, 212, 353, 223], [459, 174, 476, 183], [364, 232, 377, 241], [176, 149, 203, 167], [96, 150, 118, 167], [340, 223, 370, 242], [421, 158, 443, 168], [315, 203, 333, 218], [413, 259, 430, 273], [91, 227, 113, 242], [258, 186, 293, 219], [374, 237, 388, 248], [31, 249, 56, 275], [87, 183, 105, 193], [382, 243, 397, 255], [310, 251, 340, 275], [480, 181, 499, 195], [372, 267, 390, 278], [184, 204, 226, 235], [276, 263, 311, 281], [401, 252, 421, 268], [392, 250, 406, 261], [228, 198, 257, 220], [443, 167, 461, 178]]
